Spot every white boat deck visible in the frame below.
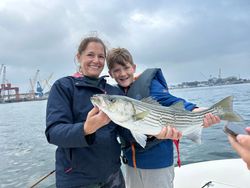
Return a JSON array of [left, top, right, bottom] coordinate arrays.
[[174, 158, 250, 188]]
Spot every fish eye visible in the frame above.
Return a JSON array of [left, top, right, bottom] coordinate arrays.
[[110, 98, 116, 103]]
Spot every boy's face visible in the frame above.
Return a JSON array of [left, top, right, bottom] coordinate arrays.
[[109, 62, 136, 88]]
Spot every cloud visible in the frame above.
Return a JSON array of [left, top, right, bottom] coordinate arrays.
[[0, 0, 249, 92]]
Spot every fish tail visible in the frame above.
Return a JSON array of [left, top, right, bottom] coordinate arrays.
[[212, 96, 243, 122]]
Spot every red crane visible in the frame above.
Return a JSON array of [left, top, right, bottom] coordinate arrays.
[[0, 65, 20, 102]]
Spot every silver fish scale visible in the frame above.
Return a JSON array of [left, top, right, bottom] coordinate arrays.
[[131, 98, 217, 128], [135, 105, 174, 127]]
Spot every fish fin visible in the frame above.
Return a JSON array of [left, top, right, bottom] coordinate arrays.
[[185, 126, 203, 144], [131, 131, 147, 148], [133, 111, 149, 121], [141, 97, 161, 106], [212, 96, 243, 122], [170, 101, 185, 110]]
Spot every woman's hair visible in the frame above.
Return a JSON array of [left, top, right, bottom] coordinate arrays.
[[106, 48, 134, 70], [78, 37, 107, 57]]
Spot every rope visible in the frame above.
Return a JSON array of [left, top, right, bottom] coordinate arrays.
[[131, 143, 137, 169], [173, 139, 181, 167], [201, 180, 241, 188]]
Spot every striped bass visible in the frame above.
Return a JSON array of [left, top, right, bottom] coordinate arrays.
[[91, 94, 243, 148]]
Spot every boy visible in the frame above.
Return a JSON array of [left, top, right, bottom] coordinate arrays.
[[106, 48, 220, 188]]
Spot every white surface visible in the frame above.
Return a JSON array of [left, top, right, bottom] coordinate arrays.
[[174, 158, 250, 188]]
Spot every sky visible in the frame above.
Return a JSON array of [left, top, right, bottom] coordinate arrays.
[[0, 0, 250, 92]]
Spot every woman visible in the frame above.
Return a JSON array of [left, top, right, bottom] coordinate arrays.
[[45, 37, 131, 188]]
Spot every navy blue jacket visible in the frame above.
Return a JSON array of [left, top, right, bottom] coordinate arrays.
[[122, 68, 197, 169], [45, 76, 133, 187]]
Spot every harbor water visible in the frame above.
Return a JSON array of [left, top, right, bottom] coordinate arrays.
[[0, 83, 250, 187]]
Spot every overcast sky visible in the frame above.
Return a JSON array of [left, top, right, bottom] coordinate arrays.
[[0, 0, 249, 92]]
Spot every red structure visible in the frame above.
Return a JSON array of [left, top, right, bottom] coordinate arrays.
[[0, 83, 20, 100]]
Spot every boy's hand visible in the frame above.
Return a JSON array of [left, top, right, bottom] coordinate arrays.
[[202, 113, 221, 128], [192, 108, 220, 128], [155, 126, 182, 140]]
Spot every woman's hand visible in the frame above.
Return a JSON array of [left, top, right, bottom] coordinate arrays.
[[83, 106, 111, 135]]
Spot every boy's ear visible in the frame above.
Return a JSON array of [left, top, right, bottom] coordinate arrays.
[[108, 70, 113, 78]]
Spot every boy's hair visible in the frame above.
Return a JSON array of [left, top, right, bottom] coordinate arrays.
[[106, 48, 134, 70]]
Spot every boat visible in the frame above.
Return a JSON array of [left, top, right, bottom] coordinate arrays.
[[174, 158, 250, 188], [34, 158, 250, 188]]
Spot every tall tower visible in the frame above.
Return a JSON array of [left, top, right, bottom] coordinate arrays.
[[218, 68, 221, 79]]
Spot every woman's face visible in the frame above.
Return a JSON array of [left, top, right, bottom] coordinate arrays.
[[77, 42, 105, 78]]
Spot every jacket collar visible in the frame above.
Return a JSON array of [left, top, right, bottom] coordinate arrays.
[[74, 75, 109, 88]]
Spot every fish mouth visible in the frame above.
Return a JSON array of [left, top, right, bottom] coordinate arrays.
[[90, 95, 101, 106]]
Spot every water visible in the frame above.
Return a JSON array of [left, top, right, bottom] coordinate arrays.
[[0, 83, 249, 187], [0, 101, 56, 188], [171, 83, 250, 164]]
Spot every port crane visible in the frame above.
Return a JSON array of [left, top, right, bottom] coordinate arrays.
[[0, 64, 6, 99], [0, 65, 20, 102], [35, 72, 53, 97], [29, 69, 40, 99], [29, 70, 53, 98], [0, 64, 4, 77], [36, 81, 43, 97], [42, 73, 53, 92]]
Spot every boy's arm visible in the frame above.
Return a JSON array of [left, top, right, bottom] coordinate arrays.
[[150, 78, 197, 111]]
